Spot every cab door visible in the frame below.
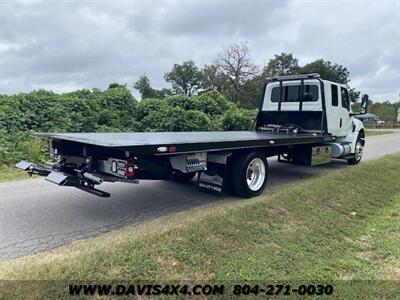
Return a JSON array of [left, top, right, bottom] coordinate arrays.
[[327, 84, 352, 137], [337, 87, 352, 137], [326, 83, 341, 136]]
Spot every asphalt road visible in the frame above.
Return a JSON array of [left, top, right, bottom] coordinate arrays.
[[0, 131, 399, 261]]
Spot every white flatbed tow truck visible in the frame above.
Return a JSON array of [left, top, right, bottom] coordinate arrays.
[[16, 73, 368, 198]]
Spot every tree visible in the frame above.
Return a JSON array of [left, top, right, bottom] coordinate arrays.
[[236, 74, 265, 109], [369, 100, 399, 122], [164, 61, 202, 96], [134, 75, 169, 99], [134, 75, 156, 99], [263, 53, 300, 77], [301, 59, 349, 83], [108, 83, 126, 89], [201, 64, 228, 92], [215, 42, 258, 102]]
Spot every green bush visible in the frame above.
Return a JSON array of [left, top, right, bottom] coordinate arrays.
[[192, 91, 234, 116], [0, 88, 256, 166], [183, 110, 212, 131], [222, 108, 257, 131]]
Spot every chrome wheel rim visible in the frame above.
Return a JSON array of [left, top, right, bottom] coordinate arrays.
[[355, 140, 363, 161], [246, 158, 266, 191]]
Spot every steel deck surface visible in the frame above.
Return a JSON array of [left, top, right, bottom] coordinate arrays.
[[36, 131, 331, 149]]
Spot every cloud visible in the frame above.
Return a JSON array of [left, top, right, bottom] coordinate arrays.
[[0, 0, 398, 102]]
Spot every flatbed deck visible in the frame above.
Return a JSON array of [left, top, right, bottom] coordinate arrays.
[[36, 131, 334, 155]]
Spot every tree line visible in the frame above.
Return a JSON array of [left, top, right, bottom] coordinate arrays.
[[133, 42, 360, 108]]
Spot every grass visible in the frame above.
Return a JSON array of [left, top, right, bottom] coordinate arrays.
[[0, 166, 30, 182], [365, 130, 394, 136], [0, 153, 399, 298], [339, 194, 400, 280]]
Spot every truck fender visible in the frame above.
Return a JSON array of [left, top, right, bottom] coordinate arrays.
[[335, 118, 365, 153]]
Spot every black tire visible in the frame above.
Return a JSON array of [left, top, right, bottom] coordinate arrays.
[[347, 132, 365, 165], [171, 171, 196, 183], [230, 151, 268, 198]]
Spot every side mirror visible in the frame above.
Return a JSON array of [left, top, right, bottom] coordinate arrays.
[[360, 94, 369, 114]]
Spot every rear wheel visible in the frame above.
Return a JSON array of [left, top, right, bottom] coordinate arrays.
[[347, 132, 365, 165], [231, 151, 268, 198]]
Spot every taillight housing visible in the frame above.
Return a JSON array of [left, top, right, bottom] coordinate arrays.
[[126, 160, 135, 178]]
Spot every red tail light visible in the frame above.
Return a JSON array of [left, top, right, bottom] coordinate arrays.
[[126, 160, 135, 178]]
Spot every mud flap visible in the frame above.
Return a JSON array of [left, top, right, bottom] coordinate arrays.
[[198, 163, 227, 195], [198, 153, 232, 196]]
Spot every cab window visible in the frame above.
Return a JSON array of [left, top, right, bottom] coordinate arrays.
[[341, 87, 350, 110], [271, 84, 318, 102], [331, 84, 338, 106]]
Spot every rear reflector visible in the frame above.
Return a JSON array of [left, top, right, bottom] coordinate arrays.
[[126, 160, 135, 178]]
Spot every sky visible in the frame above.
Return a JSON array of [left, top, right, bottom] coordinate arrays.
[[0, 0, 399, 102]]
